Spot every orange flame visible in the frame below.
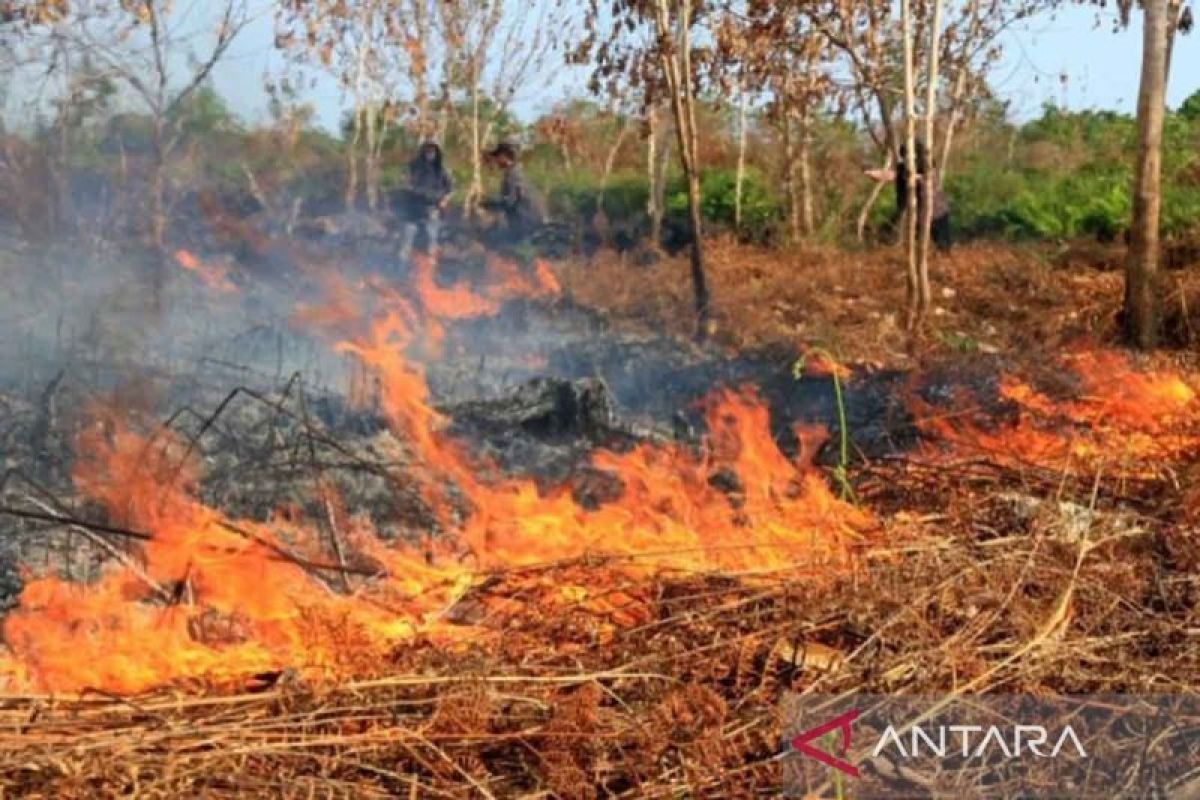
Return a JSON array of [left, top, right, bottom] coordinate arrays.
[[173, 249, 238, 294], [0, 254, 870, 694], [914, 350, 1198, 473]]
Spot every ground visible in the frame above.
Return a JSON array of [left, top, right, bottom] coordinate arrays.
[[560, 238, 1200, 366]]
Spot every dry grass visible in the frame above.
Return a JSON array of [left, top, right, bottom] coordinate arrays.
[[1, 452, 1196, 797], [559, 239, 1200, 366]]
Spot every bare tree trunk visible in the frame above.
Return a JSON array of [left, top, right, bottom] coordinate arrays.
[[412, 0, 431, 138], [652, 0, 710, 338], [798, 106, 815, 238], [598, 122, 631, 209], [1126, 0, 1171, 349], [592, 121, 630, 247], [364, 104, 379, 211], [150, 118, 167, 251], [856, 153, 892, 242], [345, 105, 362, 211], [242, 161, 274, 218], [917, 0, 944, 318], [654, 134, 670, 240], [647, 105, 659, 241], [681, 9, 710, 336], [733, 78, 747, 234], [466, 60, 483, 216], [900, 0, 920, 330], [938, 66, 969, 179], [646, 104, 670, 249], [782, 106, 801, 244]]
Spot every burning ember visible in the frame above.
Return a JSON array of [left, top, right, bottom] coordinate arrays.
[[914, 349, 1198, 475], [0, 254, 871, 694], [173, 249, 239, 294]]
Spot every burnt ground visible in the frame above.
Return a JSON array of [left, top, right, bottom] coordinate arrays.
[[3, 226, 1185, 516], [0, 230, 1026, 612], [0, 226, 1191, 621], [2, 230, 1200, 797], [1, 229, 1157, 553]]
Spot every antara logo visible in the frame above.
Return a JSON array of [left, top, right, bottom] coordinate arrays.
[[790, 709, 861, 778], [872, 724, 1089, 759], [789, 710, 1089, 778]]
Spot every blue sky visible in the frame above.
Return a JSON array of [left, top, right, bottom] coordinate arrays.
[[174, 2, 1200, 132], [992, 4, 1199, 119]]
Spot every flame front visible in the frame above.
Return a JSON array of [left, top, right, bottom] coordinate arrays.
[[914, 349, 1198, 473], [0, 255, 869, 694]]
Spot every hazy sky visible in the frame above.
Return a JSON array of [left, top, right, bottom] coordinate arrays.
[[134, 2, 1200, 132]]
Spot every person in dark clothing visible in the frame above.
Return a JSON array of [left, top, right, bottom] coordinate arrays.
[[481, 142, 546, 251], [873, 139, 952, 252], [397, 141, 453, 260]]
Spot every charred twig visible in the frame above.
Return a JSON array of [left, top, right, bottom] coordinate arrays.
[[298, 382, 352, 592], [0, 505, 152, 542], [214, 520, 384, 581], [15, 495, 172, 603]]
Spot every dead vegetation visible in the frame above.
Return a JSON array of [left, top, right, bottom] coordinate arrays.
[[560, 239, 1200, 362]]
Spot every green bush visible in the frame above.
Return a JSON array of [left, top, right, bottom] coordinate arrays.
[[537, 170, 650, 240], [931, 106, 1200, 243], [665, 168, 783, 243]]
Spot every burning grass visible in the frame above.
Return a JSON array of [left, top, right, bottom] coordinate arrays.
[[1, 241, 1199, 796], [0, 494, 1195, 797]]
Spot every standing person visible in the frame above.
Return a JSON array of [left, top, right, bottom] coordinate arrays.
[[867, 140, 952, 252], [397, 141, 453, 261], [481, 142, 546, 255]]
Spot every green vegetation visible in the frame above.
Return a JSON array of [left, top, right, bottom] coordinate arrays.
[[10, 81, 1200, 249], [944, 103, 1200, 242]]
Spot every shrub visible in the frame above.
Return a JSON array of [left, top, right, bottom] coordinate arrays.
[[665, 168, 783, 244]]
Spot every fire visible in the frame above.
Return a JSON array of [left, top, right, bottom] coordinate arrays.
[[409, 252, 560, 319], [483, 253, 561, 301], [0, 414, 467, 693], [914, 350, 1198, 473], [412, 253, 500, 319], [0, 253, 869, 695], [173, 249, 238, 294]]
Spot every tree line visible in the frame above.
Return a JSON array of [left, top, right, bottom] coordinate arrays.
[[0, 0, 1195, 347]]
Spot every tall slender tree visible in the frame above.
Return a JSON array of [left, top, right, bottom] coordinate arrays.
[[575, 0, 711, 338], [1125, 0, 1172, 348]]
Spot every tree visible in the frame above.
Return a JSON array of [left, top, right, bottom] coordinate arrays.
[[900, 0, 921, 326], [1110, 0, 1190, 347], [6, 0, 249, 268], [278, 0, 562, 216], [645, 100, 671, 249], [916, 0, 945, 324], [1125, 0, 1172, 348], [438, 0, 562, 215], [1180, 87, 1200, 121], [276, 0, 405, 212], [715, 6, 837, 243], [576, 0, 712, 338], [809, 0, 1049, 249]]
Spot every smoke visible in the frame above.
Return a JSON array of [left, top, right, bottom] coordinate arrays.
[[0, 237, 359, 407]]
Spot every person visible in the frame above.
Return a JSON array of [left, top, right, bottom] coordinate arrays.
[[867, 139, 952, 252], [397, 141, 453, 260], [481, 141, 546, 253]]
